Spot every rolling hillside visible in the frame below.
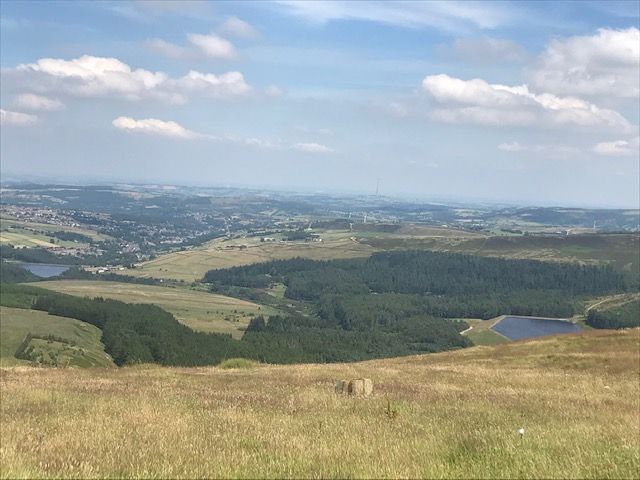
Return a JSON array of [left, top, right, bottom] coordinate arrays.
[[33, 280, 279, 339], [1, 329, 638, 478], [0, 306, 113, 367]]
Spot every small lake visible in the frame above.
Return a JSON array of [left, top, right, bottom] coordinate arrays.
[[17, 263, 71, 278], [492, 316, 582, 341]]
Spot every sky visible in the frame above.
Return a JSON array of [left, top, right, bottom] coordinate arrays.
[[1, 0, 639, 208]]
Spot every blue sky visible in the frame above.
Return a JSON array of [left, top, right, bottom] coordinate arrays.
[[1, 1, 639, 207]]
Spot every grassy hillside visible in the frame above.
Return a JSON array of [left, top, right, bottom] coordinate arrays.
[[0, 306, 113, 367], [1, 329, 638, 478], [0, 217, 110, 249], [33, 280, 279, 339], [123, 230, 377, 281], [362, 232, 640, 273], [462, 318, 509, 346], [122, 230, 639, 282]]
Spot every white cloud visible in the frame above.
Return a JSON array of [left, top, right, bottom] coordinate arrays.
[[235, 137, 281, 149], [530, 28, 640, 98], [220, 17, 259, 39], [7, 55, 252, 103], [497, 141, 525, 152], [145, 38, 189, 60], [13, 93, 64, 111], [112, 116, 279, 149], [291, 142, 335, 153], [15, 55, 183, 103], [388, 101, 409, 118], [497, 141, 580, 156], [593, 137, 640, 156], [422, 74, 633, 131], [451, 37, 528, 64], [274, 1, 513, 32], [112, 116, 201, 139], [109, 1, 215, 22], [265, 85, 283, 97], [187, 33, 236, 59], [0, 109, 38, 126], [147, 32, 239, 61], [175, 70, 252, 97]]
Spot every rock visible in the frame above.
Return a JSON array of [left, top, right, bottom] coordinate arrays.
[[348, 379, 365, 396], [336, 378, 373, 396], [363, 378, 373, 396], [335, 380, 348, 394]]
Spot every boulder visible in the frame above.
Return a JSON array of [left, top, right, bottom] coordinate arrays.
[[336, 378, 373, 396]]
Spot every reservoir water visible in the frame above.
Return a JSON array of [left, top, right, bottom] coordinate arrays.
[[492, 316, 582, 341], [17, 263, 71, 278]]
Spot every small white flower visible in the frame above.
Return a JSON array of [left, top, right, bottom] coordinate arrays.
[[517, 427, 525, 436]]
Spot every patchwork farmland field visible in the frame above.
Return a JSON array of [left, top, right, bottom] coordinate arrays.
[[122, 228, 639, 283], [0, 217, 110, 248], [123, 230, 378, 282], [33, 280, 279, 338]]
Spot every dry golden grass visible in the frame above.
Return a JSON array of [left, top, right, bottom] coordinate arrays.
[[1, 329, 638, 479], [123, 230, 376, 281]]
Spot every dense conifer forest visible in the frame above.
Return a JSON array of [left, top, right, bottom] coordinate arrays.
[[204, 251, 626, 320], [0, 251, 630, 367], [586, 301, 640, 329]]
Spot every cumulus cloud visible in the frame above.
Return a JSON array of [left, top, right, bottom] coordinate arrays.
[[530, 27, 640, 98], [13, 93, 64, 111], [14, 55, 183, 103], [593, 137, 640, 156], [0, 109, 38, 126], [6, 55, 252, 103], [422, 74, 633, 131], [220, 17, 259, 39], [291, 142, 335, 153], [451, 37, 528, 64], [187, 33, 236, 59], [113, 116, 202, 139], [176, 70, 252, 97]]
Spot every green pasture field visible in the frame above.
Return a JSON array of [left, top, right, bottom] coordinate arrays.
[[33, 280, 279, 339], [0, 306, 113, 367]]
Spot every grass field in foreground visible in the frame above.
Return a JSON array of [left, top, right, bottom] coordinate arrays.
[[33, 280, 278, 339], [0, 306, 113, 367], [1, 329, 638, 478]]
